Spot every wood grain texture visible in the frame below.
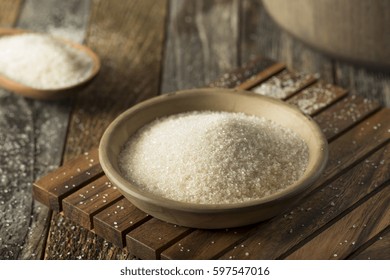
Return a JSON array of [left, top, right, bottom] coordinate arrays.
[[161, 226, 255, 260], [34, 148, 102, 211], [45, 0, 168, 259], [286, 82, 348, 115], [0, 0, 90, 260], [209, 56, 278, 88], [349, 228, 390, 260], [335, 63, 390, 107], [0, 0, 21, 27], [63, 0, 168, 161], [250, 68, 318, 99], [126, 219, 193, 260], [236, 62, 285, 90], [219, 144, 390, 259], [94, 198, 151, 248], [313, 95, 381, 141], [62, 176, 122, 229], [286, 185, 390, 260], [44, 215, 133, 260], [161, 0, 239, 93]]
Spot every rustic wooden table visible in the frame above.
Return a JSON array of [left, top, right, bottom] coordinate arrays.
[[0, 0, 389, 260]]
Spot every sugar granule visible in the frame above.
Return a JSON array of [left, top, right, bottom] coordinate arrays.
[[119, 111, 309, 204], [0, 33, 94, 89]]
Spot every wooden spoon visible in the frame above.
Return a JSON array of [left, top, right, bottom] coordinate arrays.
[[0, 28, 101, 100]]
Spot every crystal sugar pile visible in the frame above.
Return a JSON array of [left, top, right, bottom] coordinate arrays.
[[119, 111, 309, 204]]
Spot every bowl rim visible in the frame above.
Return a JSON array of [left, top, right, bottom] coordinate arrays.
[[99, 88, 328, 213]]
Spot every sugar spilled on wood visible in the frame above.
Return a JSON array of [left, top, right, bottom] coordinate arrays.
[[119, 111, 309, 204], [252, 69, 317, 99]]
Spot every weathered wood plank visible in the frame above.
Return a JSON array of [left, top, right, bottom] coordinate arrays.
[[63, 0, 168, 161], [126, 219, 193, 260], [0, 0, 91, 260], [219, 144, 390, 260], [161, 109, 390, 260], [236, 62, 285, 90], [93, 198, 151, 248], [335, 62, 390, 107], [0, 0, 21, 27], [349, 228, 390, 260], [44, 0, 168, 259], [162, 0, 239, 93], [287, 82, 348, 116], [312, 109, 389, 190], [250, 69, 318, 99], [313, 95, 381, 141], [44, 214, 133, 260], [160, 226, 255, 260], [209, 56, 278, 88], [33, 148, 102, 211], [285, 185, 390, 260]]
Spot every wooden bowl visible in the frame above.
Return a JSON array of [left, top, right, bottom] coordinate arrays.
[[0, 28, 100, 99], [99, 88, 328, 229]]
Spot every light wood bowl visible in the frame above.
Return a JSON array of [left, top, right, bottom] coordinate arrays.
[[99, 88, 328, 229], [0, 28, 100, 99]]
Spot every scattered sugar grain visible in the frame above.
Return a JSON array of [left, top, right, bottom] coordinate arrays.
[[0, 33, 94, 89], [119, 111, 309, 204]]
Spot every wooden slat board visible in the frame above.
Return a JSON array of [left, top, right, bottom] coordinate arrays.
[[348, 228, 390, 260], [33, 56, 390, 259]]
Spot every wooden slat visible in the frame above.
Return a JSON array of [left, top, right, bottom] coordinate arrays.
[[249, 69, 317, 99], [285, 185, 390, 260], [160, 226, 255, 260], [126, 219, 193, 260], [313, 109, 389, 189], [62, 176, 122, 229], [33, 148, 102, 211], [209, 56, 278, 89], [313, 95, 381, 141], [287, 82, 348, 115], [44, 0, 168, 260], [349, 228, 390, 260], [335, 62, 390, 107], [218, 144, 390, 260], [93, 198, 151, 248], [235, 62, 285, 90]]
